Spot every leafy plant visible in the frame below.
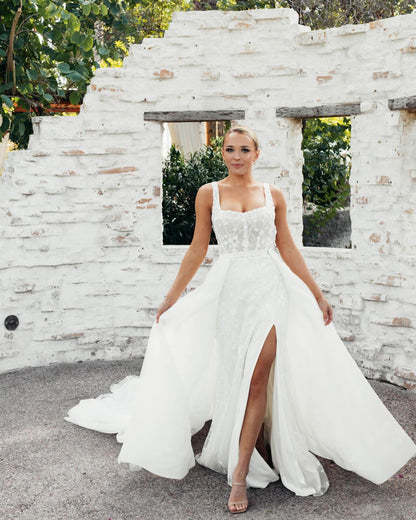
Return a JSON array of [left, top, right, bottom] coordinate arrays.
[[162, 140, 228, 245], [0, 0, 191, 147]]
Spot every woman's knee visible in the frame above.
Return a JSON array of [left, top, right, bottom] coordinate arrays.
[[248, 376, 268, 401]]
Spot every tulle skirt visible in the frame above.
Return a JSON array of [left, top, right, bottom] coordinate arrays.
[[65, 248, 416, 496]]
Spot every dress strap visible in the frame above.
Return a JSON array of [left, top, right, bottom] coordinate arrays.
[[264, 183, 273, 207], [211, 181, 220, 211]]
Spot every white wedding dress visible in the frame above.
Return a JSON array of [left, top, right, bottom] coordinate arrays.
[[65, 181, 416, 497]]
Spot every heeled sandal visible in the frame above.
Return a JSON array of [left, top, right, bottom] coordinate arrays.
[[228, 482, 248, 514]]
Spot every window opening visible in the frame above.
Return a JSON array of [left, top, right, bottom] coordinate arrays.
[[162, 120, 231, 245], [302, 116, 352, 248]]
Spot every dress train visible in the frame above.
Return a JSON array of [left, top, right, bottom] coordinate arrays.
[[66, 250, 416, 496]]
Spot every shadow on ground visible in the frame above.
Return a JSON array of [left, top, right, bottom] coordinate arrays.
[[1, 358, 415, 520]]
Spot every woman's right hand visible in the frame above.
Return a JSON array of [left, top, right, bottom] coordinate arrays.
[[156, 297, 176, 323]]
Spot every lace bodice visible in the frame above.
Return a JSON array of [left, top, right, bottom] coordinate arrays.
[[211, 181, 277, 255]]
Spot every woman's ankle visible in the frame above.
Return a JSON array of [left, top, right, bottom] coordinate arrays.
[[232, 465, 248, 484]]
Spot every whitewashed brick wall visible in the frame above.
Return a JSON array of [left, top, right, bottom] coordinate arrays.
[[1, 8, 415, 388]]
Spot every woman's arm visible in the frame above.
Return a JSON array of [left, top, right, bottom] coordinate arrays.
[[156, 183, 213, 323], [271, 185, 333, 326]]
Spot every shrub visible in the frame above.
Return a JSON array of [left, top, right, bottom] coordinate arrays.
[[302, 117, 351, 246], [162, 139, 228, 245]]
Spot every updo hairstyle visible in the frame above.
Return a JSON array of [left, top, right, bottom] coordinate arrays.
[[222, 125, 259, 151]]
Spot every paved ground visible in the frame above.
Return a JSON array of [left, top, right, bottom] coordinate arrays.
[[1, 358, 416, 520]]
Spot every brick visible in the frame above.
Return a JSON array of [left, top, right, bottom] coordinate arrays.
[[355, 196, 369, 204], [337, 24, 368, 36], [13, 281, 35, 293], [201, 71, 221, 81], [400, 37, 416, 53], [371, 274, 406, 287], [376, 176, 392, 185], [369, 20, 384, 29], [392, 317, 412, 327], [153, 69, 174, 79], [369, 233, 381, 243], [62, 150, 85, 156], [373, 71, 395, 80], [361, 293, 387, 302], [339, 294, 363, 310], [316, 75, 333, 84], [297, 30, 327, 45], [99, 166, 138, 174]]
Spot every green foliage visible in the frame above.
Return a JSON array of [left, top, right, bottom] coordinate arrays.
[[193, 1, 218, 9], [0, 0, 191, 147], [276, 0, 416, 30], [301, 117, 351, 244], [162, 141, 228, 245], [216, 0, 416, 27], [118, 1, 192, 43], [217, 0, 275, 8]]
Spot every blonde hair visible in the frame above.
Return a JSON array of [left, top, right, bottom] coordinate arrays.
[[223, 125, 259, 150]]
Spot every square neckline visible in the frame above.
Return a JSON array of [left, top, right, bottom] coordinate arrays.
[[215, 181, 268, 215]]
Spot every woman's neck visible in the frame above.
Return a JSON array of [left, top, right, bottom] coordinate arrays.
[[222, 172, 257, 187]]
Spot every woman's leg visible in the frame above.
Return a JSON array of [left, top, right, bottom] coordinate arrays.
[[228, 325, 277, 512]]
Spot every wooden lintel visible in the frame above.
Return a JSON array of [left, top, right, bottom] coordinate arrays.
[[144, 110, 245, 122], [276, 103, 361, 119], [388, 96, 416, 111]]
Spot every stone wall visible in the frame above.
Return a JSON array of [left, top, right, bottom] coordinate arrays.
[[1, 8, 415, 388]]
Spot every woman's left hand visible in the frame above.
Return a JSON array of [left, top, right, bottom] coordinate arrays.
[[317, 296, 333, 326]]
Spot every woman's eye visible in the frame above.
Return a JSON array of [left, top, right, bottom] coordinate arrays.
[[242, 149, 250, 153], [225, 148, 233, 152]]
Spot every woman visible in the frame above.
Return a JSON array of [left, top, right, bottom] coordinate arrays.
[[66, 126, 416, 515]]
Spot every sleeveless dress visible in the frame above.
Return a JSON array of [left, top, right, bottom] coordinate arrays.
[[65, 181, 416, 497]]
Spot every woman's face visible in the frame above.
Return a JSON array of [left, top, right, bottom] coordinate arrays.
[[221, 132, 260, 177]]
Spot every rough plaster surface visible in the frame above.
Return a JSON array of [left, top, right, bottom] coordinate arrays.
[[0, 8, 415, 387]]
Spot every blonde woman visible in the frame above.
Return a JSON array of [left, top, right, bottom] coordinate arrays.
[[67, 126, 416, 514]]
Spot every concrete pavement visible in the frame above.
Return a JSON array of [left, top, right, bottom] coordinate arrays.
[[1, 358, 415, 520]]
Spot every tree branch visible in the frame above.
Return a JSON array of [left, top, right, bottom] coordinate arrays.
[[6, 4, 23, 93]]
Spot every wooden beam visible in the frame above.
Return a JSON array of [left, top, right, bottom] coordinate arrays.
[[144, 110, 245, 122], [388, 96, 416, 111], [276, 103, 361, 119]]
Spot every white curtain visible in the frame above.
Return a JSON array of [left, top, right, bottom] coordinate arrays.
[[162, 122, 206, 157]]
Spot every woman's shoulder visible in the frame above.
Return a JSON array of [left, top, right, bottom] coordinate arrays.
[[198, 182, 215, 193], [196, 182, 216, 199], [268, 184, 287, 210], [195, 182, 215, 209], [268, 184, 286, 199]]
